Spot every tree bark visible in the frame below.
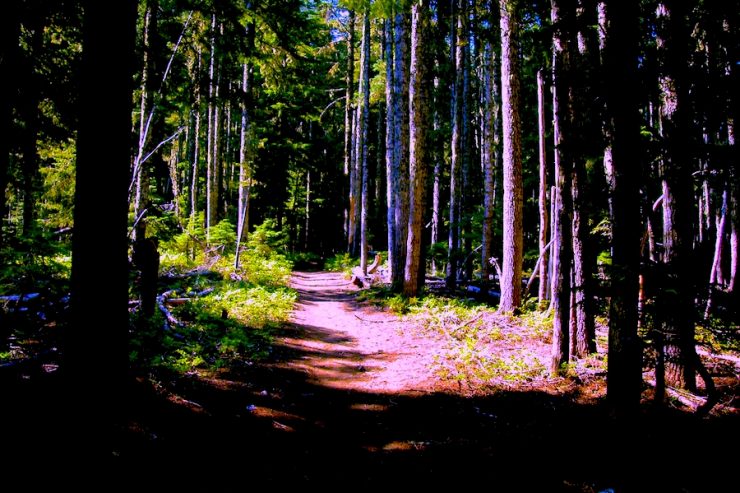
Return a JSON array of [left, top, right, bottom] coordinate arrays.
[[404, 0, 431, 297], [571, 0, 597, 357], [499, 0, 523, 312], [206, 14, 217, 238], [392, 9, 410, 290], [447, 0, 464, 290], [481, 41, 498, 288], [549, 0, 574, 375], [344, 10, 355, 178], [384, 18, 397, 280], [133, 0, 155, 240], [344, 10, 355, 250], [189, 49, 201, 221], [168, 137, 181, 223], [0, 1, 20, 245], [460, 1, 473, 282], [598, 0, 643, 415], [656, 0, 698, 392], [431, 76, 441, 274], [358, 10, 371, 274], [729, 119, 738, 295], [705, 189, 728, 318], [537, 69, 550, 304], [69, 0, 136, 452], [348, 108, 359, 253], [235, 12, 254, 270]]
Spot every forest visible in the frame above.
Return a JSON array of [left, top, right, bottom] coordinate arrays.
[[1, 0, 738, 488]]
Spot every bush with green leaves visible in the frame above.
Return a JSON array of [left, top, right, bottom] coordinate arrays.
[[246, 219, 288, 257], [325, 252, 356, 274]]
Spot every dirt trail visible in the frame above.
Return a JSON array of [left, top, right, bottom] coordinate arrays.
[[3, 270, 733, 490], [280, 271, 442, 393]]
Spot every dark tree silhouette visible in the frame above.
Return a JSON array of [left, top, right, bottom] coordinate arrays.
[[67, 0, 137, 452]]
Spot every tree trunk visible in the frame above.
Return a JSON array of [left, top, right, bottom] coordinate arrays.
[[447, 0, 464, 290], [729, 119, 738, 295], [168, 137, 181, 223], [404, 0, 431, 297], [206, 14, 216, 238], [133, 0, 154, 240], [0, 1, 20, 245], [461, 0, 473, 282], [571, 0, 598, 357], [69, 0, 136, 452], [499, 0, 523, 312], [656, 0, 698, 392], [481, 42, 497, 288], [599, 2, 643, 415], [549, 0, 574, 375], [189, 49, 202, 221], [705, 189, 728, 318], [384, 18, 397, 280], [392, 9, 410, 290], [537, 69, 550, 304], [572, 147, 595, 356], [344, 10, 355, 250], [349, 108, 359, 254], [344, 10, 355, 178], [212, 56, 222, 224], [305, 170, 311, 250], [235, 14, 254, 270], [358, 10, 371, 274]]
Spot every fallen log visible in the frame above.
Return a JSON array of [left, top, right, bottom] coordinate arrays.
[[157, 290, 182, 330], [351, 267, 368, 288], [0, 293, 41, 304], [367, 254, 382, 274]]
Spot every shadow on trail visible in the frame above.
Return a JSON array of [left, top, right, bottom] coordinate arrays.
[[2, 271, 737, 490], [115, 318, 735, 491]]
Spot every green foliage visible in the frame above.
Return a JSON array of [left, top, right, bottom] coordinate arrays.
[[247, 219, 288, 256], [287, 251, 321, 269], [696, 318, 740, 353], [407, 295, 483, 331], [436, 349, 546, 386], [130, 279, 296, 374], [163, 214, 206, 266], [144, 210, 181, 244], [325, 252, 357, 274], [517, 308, 553, 342], [38, 139, 76, 229], [0, 231, 71, 295], [427, 242, 448, 275], [209, 219, 237, 253], [137, 215, 296, 375], [357, 290, 550, 388]]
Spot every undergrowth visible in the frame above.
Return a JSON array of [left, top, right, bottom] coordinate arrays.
[[325, 252, 357, 277], [131, 219, 296, 375], [356, 287, 550, 387]]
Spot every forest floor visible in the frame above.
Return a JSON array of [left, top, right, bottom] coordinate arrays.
[[3, 270, 738, 490]]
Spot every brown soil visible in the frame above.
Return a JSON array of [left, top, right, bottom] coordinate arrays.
[[2, 271, 737, 490], [281, 271, 443, 394]]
